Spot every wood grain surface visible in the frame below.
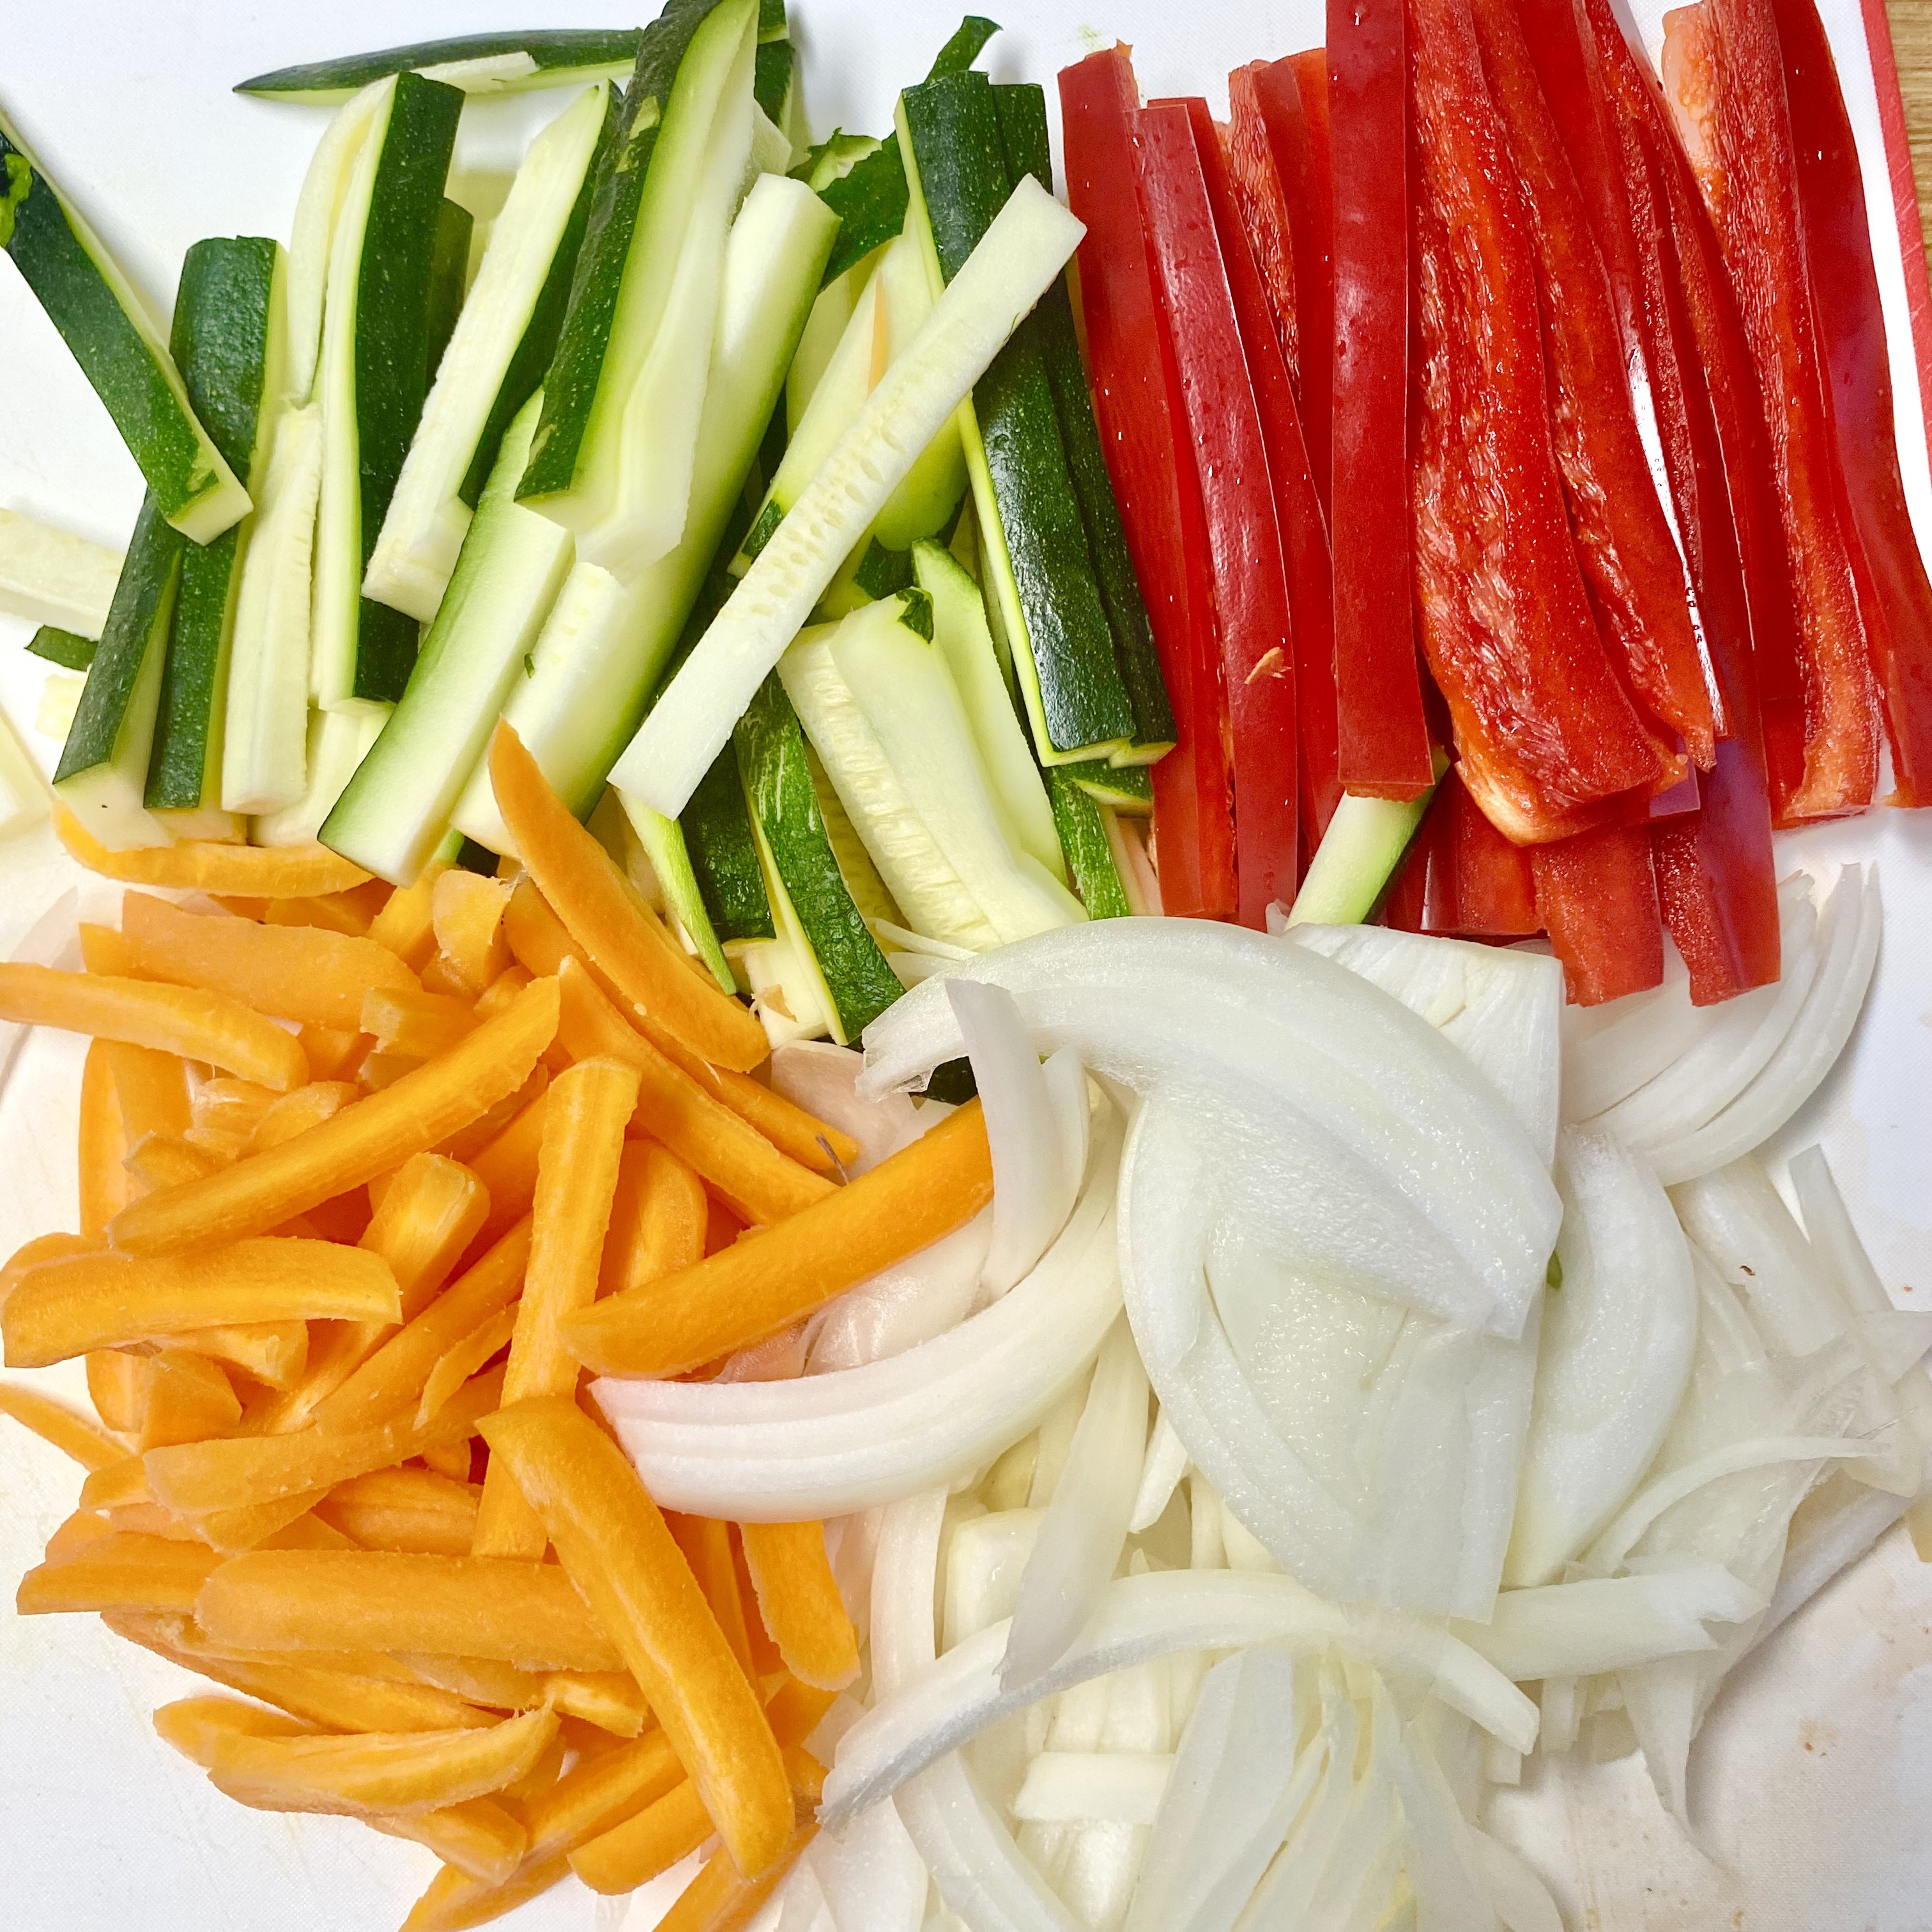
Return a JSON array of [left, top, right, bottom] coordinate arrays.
[[1890, 0, 1932, 239]]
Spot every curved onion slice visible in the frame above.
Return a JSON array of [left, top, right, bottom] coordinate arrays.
[[862, 921, 1560, 1338], [821, 1571, 1538, 1832], [1130, 1412, 1190, 1535], [771, 1040, 917, 1174], [593, 1113, 1124, 1520], [806, 1211, 992, 1372], [1503, 1131, 1698, 1589]]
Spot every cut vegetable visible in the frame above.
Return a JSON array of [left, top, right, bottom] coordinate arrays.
[[310, 71, 464, 709], [325, 394, 574, 885], [1285, 768, 1443, 928], [237, 31, 646, 103], [365, 84, 610, 623], [0, 509, 120, 636], [622, 799, 738, 993], [0, 110, 249, 542], [255, 705, 387, 848], [1048, 770, 1133, 920], [611, 174, 1086, 820]]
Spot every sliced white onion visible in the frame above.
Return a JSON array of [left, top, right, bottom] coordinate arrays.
[[1042, 1048, 1091, 1219], [771, 1040, 917, 1175], [943, 1510, 1044, 1652], [1123, 1646, 1313, 1932], [1451, 1567, 1763, 1681], [1386, 1713, 1501, 1932], [809, 1790, 930, 1932], [806, 1212, 993, 1373], [822, 1570, 1539, 1831], [1012, 1751, 1173, 1825], [595, 1112, 1123, 1519], [1560, 941, 1698, 1122], [1002, 1315, 1147, 1688], [1754, 1470, 1913, 1650], [1129, 1411, 1190, 1535], [1504, 1130, 1698, 1589]]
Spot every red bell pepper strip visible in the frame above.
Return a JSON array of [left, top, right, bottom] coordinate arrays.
[[1282, 54, 1336, 516], [1328, 0, 1436, 800], [1468, 0, 1717, 768], [1533, 824, 1666, 1004], [1774, 0, 1932, 808], [1182, 95, 1342, 855], [1059, 48, 1236, 920], [1224, 68, 1300, 395], [1135, 100, 1300, 928], [1408, 0, 1668, 843], [1658, 0, 1881, 818], [1384, 764, 1542, 935]]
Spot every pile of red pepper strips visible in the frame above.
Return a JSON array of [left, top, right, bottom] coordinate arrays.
[[1057, 0, 1932, 1006]]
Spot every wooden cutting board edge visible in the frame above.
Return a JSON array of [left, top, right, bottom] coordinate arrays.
[[1887, 0, 1932, 240]]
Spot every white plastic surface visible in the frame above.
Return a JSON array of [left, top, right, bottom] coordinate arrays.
[[1, 3, 1930, 1928]]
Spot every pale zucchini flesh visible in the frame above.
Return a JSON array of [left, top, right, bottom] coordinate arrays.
[[611, 174, 1086, 820], [0, 109, 249, 544], [256, 703, 387, 847], [236, 31, 647, 105], [620, 795, 737, 993], [0, 509, 121, 636], [1285, 778, 1444, 929], [1047, 767, 1133, 919]]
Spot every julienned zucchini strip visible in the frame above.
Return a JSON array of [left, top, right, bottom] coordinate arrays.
[[898, 71, 1137, 767], [681, 744, 776, 944], [147, 236, 289, 833], [992, 82, 1176, 765], [424, 199, 474, 386], [0, 509, 121, 636], [310, 70, 464, 710], [27, 627, 95, 671], [365, 80, 612, 625], [735, 671, 903, 1045], [234, 30, 648, 104], [0, 111, 249, 544], [1047, 766, 1133, 919]]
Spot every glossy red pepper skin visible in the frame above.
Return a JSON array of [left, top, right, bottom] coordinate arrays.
[[1659, 0, 1880, 818], [1384, 765, 1541, 935], [1225, 68, 1300, 396], [1135, 101, 1300, 928], [1328, 0, 1436, 801], [1184, 96, 1342, 856], [1468, 0, 1716, 768], [1408, 0, 1667, 843], [1059, 48, 1236, 920], [1775, 0, 1932, 808], [1533, 824, 1666, 1004]]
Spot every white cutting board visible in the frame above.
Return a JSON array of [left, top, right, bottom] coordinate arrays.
[[1, 3, 1929, 1928]]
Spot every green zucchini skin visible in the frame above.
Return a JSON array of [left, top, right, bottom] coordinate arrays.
[[1047, 766, 1132, 918], [235, 31, 645, 103], [0, 114, 246, 544], [1061, 756, 1154, 811], [424, 198, 475, 387], [901, 72, 1135, 762], [350, 73, 464, 704], [683, 745, 776, 941], [148, 237, 282, 813], [459, 86, 618, 510], [736, 672, 902, 1042], [27, 627, 95, 671], [992, 83, 1176, 764], [755, 41, 795, 130], [518, 0, 732, 504]]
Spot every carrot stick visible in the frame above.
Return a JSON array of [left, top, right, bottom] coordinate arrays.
[[145, 1365, 503, 1517], [489, 726, 769, 1073], [472, 1058, 638, 1561], [208, 1708, 560, 1818], [79, 1453, 150, 1509], [474, 965, 533, 1022], [172, 1320, 309, 1390], [476, 1396, 792, 1880], [54, 806, 373, 895], [107, 977, 558, 1255], [313, 1218, 532, 1437], [3, 1231, 97, 1306], [77, 1039, 128, 1241], [125, 1133, 222, 1195], [419, 1306, 518, 1429], [16, 1531, 223, 1613], [737, 1521, 860, 1692], [433, 873, 514, 997], [194, 1549, 625, 1672], [364, 985, 479, 1059], [0, 963, 310, 1092], [153, 1694, 316, 1761], [543, 1670, 650, 1738], [0, 1380, 124, 1468], [667, 1514, 755, 1681], [569, 1773, 712, 1893], [195, 1490, 333, 1554], [3, 1239, 401, 1367], [100, 1038, 191, 1146], [193, 1077, 280, 1139], [316, 1467, 480, 1557], [565, 1100, 991, 1377], [247, 1082, 360, 1154], [86, 1347, 144, 1436], [656, 1820, 817, 1929], [298, 1025, 367, 1082], [263, 878, 391, 935], [466, 1091, 548, 1241], [120, 891, 420, 1032], [369, 866, 448, 970], [400, 1653, 549, 1712], [599, 1142, 708, 1300], [79, 923, 139, 976], [555, 960, 832, 1227], [134, 1351, 241, 1450]]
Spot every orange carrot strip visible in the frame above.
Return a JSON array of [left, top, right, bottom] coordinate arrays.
[[247, 1082, 360, 1154], [472, 1058, 638, 1561], [477, 1396, 792, 1879], [207, 1707, 560, 1818], [369, 865, 448, 970], [3, 1232, 97, 1306], [251, 1509, 356, 1553], [154, 1694, 316, 1761], [667, 1514, 755, 1682], [433, 873, 514, 997], [503, 1724, 569, 1811], [193, 1077, 280, 1138], [135, 1351, 241, 1450], [54, 806, 372, 895], [107, 977, 558, 1255], [17, 1531, 223, 1613], [373, 1803, 529, 1888], [555, 960, 831, 1227], [599, 1142, 707, 1300], [103, 1501, 204, 1540], [489, 726, 768, 1073], [101, 1038, 191, 1146], [565, 1100, 990, 1377], [79, 1453, 150, 1508], [303, 1027, 369, 1085], [146, 1365, 503, 1517], [0, 1379, 123, 1468], [467, 1092, 548, 1243], [125, 1133, 222, 1195], [78, 1039, 129, 1241], [314, 1216, 532, 1438], [569, 1774, 712, 1893], [44, 1507, 116, 1560], [195, 1549, 625, 1672], [173, 1321, 309, 1390], [262, 878, 390, 936], [734, 1529, 785, 1678], [120, 892, 418, 1033], [317, 1467, 480, 1557], [543, 1670, 650, 1739], [418, 1306, 518, 1429], [474, 965, 533, 1022], [401, 1653, 549, 1712], [0, 964, 309, 1092], [364, 985, 479, 1059], [79, 923, 139, 976], [624, 1770, 818, 1917], [86, 1348, 144, 1436], [737, 1521, 860, 1692]]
